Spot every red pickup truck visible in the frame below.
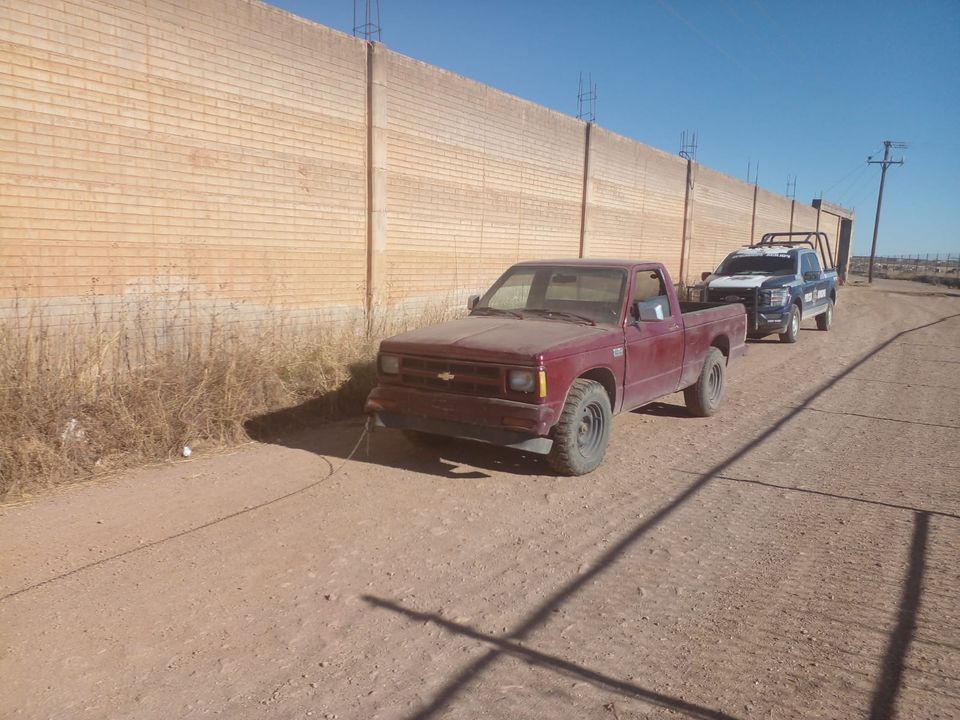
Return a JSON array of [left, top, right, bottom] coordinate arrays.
[[366, 259, 747, 475]]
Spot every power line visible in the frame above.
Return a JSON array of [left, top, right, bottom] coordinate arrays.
[[836, 170, 877, 210], [654, 0, 761, 82], [834, 164, 874, 206], [821, 152, 879, 197], [718, 0, 787, 69]]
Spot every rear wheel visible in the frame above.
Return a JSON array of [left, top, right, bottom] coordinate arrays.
[[548, 379, 612, 476], [816, 299, 834, 331], [779, 304, 801, 343], [684, 347, 726, 417]]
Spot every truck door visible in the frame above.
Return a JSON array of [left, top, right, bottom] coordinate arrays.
[[800, 252, 827, 316], [622, 268, 684, 410]]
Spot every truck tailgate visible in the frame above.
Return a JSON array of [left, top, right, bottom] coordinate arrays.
[[678, 301, 747, 388]]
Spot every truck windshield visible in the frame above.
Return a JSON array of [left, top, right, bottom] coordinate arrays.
[[475, 265, 627, 325], [715, 255, 795, 276]]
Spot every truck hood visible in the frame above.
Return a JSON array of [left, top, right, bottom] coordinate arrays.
[[706, 275, 798, 290], [379, 316, 615, 364], [707, 275, 771, 289]]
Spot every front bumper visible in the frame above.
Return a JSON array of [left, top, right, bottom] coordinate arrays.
[[753, 307, 791, 333], [365, 385, 558, 454]]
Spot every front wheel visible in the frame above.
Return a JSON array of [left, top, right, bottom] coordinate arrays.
[[779, 305, 800, 343], [548, 379, 612, 476], [816, 299, 834, 331], [684, 347, 726, 417]]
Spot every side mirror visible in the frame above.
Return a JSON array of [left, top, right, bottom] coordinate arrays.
[[634, 300, 667, 322], [701, 271, 712, 281], [467, 294, 480, 310], [803, 270, 821, 282]]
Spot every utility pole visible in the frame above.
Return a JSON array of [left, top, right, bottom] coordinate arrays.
[[867, 140, 907, 283]]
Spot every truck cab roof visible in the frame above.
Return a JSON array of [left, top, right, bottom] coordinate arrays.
[[513, 258, 662, 270]]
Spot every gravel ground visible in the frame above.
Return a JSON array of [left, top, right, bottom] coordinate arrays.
[[2, 276, 958, 720]]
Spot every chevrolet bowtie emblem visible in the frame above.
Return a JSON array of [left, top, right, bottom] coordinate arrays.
[[437, 372, 455, 381]]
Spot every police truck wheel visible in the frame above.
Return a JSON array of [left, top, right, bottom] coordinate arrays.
[[548, 379, 612, 476], [684, 347, 726, 417], [779, 305, 801, 343], [816, 300, 833, 331]]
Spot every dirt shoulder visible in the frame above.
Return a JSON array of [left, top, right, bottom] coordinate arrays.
[[2, 277, 959, 720]]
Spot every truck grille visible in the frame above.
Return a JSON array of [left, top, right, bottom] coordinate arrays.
[[399, 357, 502, 397], [708, 288, 757, 312], [707, 287, 758, 329]]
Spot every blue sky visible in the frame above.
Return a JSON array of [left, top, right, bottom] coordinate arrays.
[[271, 1, 959, 258]]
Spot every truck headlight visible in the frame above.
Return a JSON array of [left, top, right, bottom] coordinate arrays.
[[379, 354, 400, 374], [508, 369, 537, 392], [760, 288, 791, 307]]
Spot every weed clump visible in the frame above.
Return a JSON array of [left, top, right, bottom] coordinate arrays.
[[0, 298, 458, 500]]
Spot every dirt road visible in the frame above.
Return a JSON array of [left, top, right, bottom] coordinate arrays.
[[3, 278, 959, 720]]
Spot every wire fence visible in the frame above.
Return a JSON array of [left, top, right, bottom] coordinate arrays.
[[850, 254, 960, 274], [849, 254, 960, 288]]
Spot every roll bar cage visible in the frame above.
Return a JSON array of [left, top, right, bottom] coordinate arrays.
[[752, 232, 835, 272]]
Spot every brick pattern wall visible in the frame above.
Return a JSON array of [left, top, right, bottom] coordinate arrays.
[[687, 167, 755, 277], [793, 204, 820, 235], [586, 128, 687, 277], [383, 52, 584, 307], [753, 188, 794, 239], [0, 0, 851, 327], [1, 0, 368, 324]]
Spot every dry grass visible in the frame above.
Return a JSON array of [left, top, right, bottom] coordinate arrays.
[[0, 297, 460, 500]]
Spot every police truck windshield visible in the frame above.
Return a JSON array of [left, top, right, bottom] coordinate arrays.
[[716, 255, 795, 276]]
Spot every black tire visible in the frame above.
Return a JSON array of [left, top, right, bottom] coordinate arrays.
[[547, 379, 612, 476], [683, 347, 726, 417], [816, 299, 834, 331], [779, 304, 801, 343], [403, 429, 453, 448]]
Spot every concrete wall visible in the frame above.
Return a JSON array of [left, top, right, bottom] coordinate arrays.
[[793, 204, 821, 236], [686, 166, 755, 277], [754, 188, 794, 239], [382, 51, 584, 309], [585, 127, 688, 275], [0, 0, 853, 329], [1, 0, 369, 326]]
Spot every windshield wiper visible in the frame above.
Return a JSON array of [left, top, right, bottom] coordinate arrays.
[[471, 306, 523, 319], [521, 308, 596, 325]]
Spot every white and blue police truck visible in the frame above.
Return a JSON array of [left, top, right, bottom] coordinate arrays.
[[689, 232, 840, 343]]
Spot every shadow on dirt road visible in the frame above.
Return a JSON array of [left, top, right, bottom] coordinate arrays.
[[246, 404, 547, 480], [357, 312, 959, 720]]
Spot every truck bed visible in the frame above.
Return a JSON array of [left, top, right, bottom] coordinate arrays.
[[678, 300, 739, 313]]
